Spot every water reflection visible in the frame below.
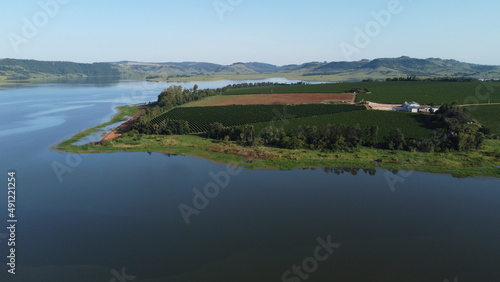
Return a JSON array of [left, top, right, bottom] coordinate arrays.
[[306, 167, 378, 176], [0, 116, 66, 137], [45, 76, 121, 87]]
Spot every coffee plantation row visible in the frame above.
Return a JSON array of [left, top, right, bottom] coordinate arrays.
[[150, 104, 365, 133]]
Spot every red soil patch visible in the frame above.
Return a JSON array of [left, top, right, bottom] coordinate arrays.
[[216, 93, 355, 106], [102, 117, 139, 141]]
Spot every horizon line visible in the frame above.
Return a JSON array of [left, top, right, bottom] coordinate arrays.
[[2, 56, 499, 67]]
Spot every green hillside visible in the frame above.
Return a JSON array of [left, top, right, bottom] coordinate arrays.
[[0, 59, 120, 81], [3, 57, 500, 83]]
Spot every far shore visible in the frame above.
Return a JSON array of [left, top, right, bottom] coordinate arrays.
[[146, 73, 362, 83]]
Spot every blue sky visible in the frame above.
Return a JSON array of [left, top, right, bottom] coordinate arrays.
[[2, 0, 500, 65]]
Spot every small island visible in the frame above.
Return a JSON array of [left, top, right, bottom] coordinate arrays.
[[57, 80, 500, 178]]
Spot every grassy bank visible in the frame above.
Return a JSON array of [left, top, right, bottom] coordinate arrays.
[[56, 108, 500, 177], [56, 105, 139, 151]]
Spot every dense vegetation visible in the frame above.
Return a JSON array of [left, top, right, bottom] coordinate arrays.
[[207, 122, 380, 151], [0, 59, 120, 80], [150, 104, 364, 133]]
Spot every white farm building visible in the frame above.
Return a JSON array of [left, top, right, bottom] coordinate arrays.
[[401, 101, 440, 113], [402, 101, 421, 113]]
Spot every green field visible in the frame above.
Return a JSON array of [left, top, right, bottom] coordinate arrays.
[[467, 104, 500, 135], [151, 104, 365, 133], [248, 110, 434, 140], [223, 81, 500, 105]]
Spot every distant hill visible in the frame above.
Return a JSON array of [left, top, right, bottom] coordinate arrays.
[[291, 57, 500, 79], [0, 59, 120, 80], [116, 56, 500, 80], [2, 57, 500, 82]]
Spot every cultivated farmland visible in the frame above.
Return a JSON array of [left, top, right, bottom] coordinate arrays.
[[223, 81, 500, 105], [183, 93, 355, 107], [151, 104, 365, 133], [466, 104, 500, 135], [248, 110, 434, 140]]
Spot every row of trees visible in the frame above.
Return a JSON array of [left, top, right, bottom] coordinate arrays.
[[345, 87, 371, 94], [219, 82, 307, 92], [362, 76, 480, 82], [205, 105, 486, 153], [157, 85, 219, 110], [145, 119, 190, 135], [207, 122, 381, 151]]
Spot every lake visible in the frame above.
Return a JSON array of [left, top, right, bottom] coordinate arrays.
[[0, 79, 499, 282]]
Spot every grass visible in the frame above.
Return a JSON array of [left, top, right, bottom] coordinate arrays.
[[466, 104, 500, 135], [223, 81, 500, 105], [248, 110, 434, 140]]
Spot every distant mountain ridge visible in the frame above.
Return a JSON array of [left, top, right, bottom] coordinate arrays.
[[2, 57, 500, 81], [115, 56, 500, 80]]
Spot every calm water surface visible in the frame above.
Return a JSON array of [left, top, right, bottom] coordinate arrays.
[[0, 79, 499, 281]]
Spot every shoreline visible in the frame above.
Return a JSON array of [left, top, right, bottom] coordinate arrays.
[[55, 106, 500, 178], [146, 73, 352, 83]]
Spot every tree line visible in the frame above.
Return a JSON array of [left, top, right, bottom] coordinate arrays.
[[362, 76, 480, 82], [207, 122, 381, 151], [219, 82, 307, 92], [205, 104, 486, 153]]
